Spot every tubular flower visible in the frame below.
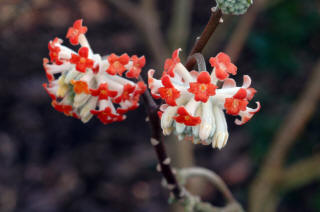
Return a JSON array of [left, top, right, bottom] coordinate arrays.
[[164, 49, 181, 77], [66, 19, 88, 45], [209, 52, 237, 80], [42, 19, 146, 124], [148, 49, 260, 149]]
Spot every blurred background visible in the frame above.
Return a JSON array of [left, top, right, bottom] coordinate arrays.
[[0, 0, 320, 211]]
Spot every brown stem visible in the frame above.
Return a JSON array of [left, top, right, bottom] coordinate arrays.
[[140, 77, 182, 199], [185, 8, 222, 71]]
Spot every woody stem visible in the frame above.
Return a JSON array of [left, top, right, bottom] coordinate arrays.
[[140, 77, 183, 199], [185, 7, 222, 71]]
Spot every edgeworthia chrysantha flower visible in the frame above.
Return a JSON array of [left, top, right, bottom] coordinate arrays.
[[148, 49, 260, 149], [43, 19, 146, 124]]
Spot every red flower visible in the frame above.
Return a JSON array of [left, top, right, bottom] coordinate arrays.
[[70, 47, 94, 73], [158, 75, 180, 106], [92, 65, 99, 74], [130, 81, 146, 102], [51, 100, 73, 116], [224, 98, 248, 115], [126, 55, 146, 79], [91, 107, 117, 124], [113, 83, 136, 103], [157, 111, 163, 119], [66, 19, 88, 45], [164, 49, 180, 77], [43, 58, 54, 82], [233, 88, 247, 99], [48, 38, 63, 65], [71, 80, 90, 94], [209, 52, 237, 80], [106, 53, 130, 75], [90, 83, 118, 100], [116, 102, 139, 114], [224, 88, 248, 116], [173, 107, 201, 126], [42, 83, 56, 100], [135, 81, 147, 95], [188, 71, 217, 102]]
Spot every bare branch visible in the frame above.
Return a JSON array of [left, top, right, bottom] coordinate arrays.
[[139, 76, 182, 199], [185, 8, 222, 71], [281, 154, 320, 191], [177, 167, 244, 212], [179, 167, 235, 202]]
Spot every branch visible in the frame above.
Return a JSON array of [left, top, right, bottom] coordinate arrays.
[[281, 154, 320, 191], [185, 8, 222, 71], [106, 0, 170, 66], [179, 167, 235, 202], [177, 167, 244, 212], [139, 77, 182, 199]]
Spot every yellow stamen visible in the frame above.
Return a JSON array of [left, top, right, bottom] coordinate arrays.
[[79, 57, 86, 64], [200, 84, 207, 92]]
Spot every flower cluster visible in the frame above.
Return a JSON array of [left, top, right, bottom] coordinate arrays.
[[215, 0, 253, 15], [43, 19, 146, 124], [148, 49, 260, 149]]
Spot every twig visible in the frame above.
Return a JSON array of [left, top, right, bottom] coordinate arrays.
[[139, 77, 182, 199], [185, 7, 222, 71], [179, 167, 235, 202], [178, 167, 244, 212]]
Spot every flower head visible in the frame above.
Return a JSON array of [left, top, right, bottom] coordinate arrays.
[[215, 0, 254, 15], [148, 49, 260, 149], [43, 19, 146, 124]]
